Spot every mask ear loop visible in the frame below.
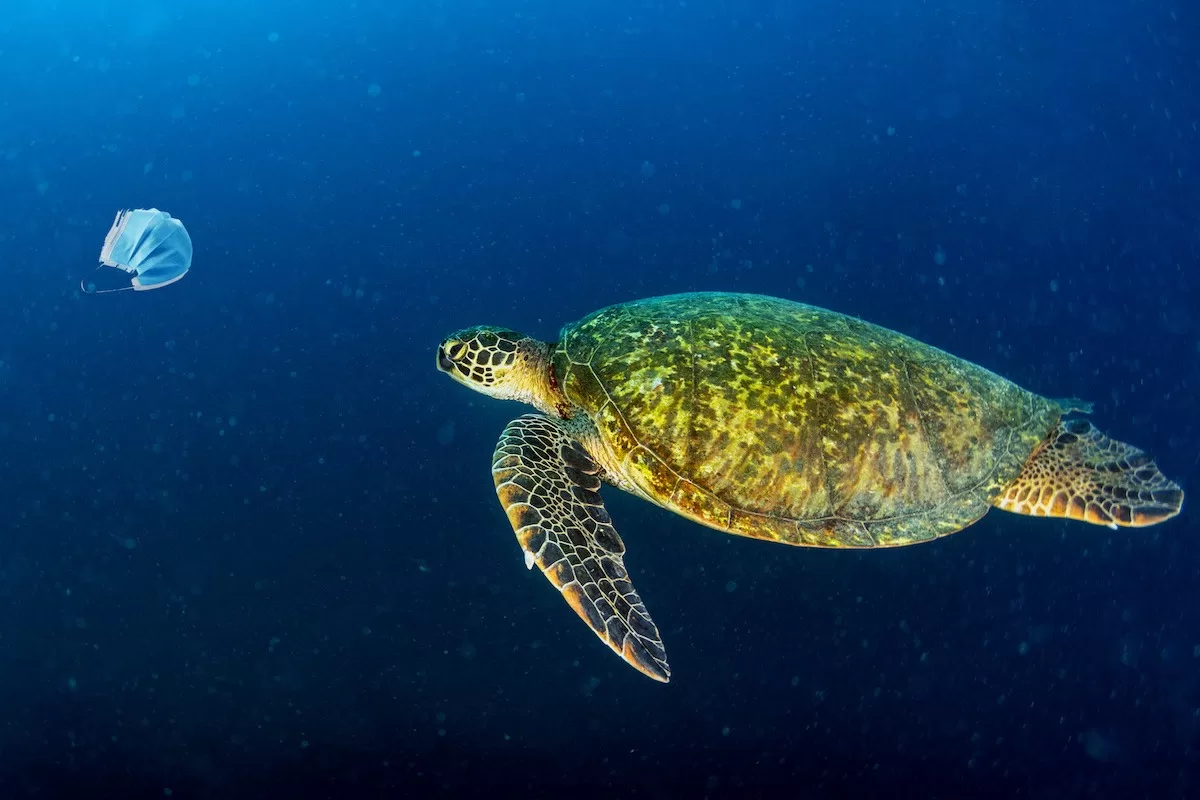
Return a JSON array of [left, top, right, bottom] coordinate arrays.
[[80, 265, 134, 294]]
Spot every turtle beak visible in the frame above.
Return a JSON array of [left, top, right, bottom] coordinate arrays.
[[436, 344, 456, 373]]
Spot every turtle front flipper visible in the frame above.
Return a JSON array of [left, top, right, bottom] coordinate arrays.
[[492, 414, 670, 682], [994, 419, 1184, 528]]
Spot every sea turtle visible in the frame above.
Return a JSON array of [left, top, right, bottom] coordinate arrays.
[[436, 292, 1183, 682]]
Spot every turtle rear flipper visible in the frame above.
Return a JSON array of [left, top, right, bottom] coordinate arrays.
[[1052, 397, 1095, 415], [492, 414, 670, 682], [995, 419, 1184, 528]]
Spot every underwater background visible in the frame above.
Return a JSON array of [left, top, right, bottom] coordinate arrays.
[[1, 0, 1197, 797]]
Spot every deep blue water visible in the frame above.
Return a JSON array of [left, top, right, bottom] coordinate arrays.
[[1, 1, 1197, 797]]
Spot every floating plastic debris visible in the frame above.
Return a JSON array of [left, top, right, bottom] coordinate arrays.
[[82, 208, 192, 294]]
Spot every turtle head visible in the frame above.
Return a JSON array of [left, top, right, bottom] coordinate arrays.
[[437, 326, 560, 411]]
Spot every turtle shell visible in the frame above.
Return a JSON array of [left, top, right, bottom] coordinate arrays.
[[550, 292, 1061, 548]]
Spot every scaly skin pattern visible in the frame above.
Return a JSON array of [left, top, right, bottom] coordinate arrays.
[[551, 292, 1061, 548]]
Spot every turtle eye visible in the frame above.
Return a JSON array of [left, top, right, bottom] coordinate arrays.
[[438, 339, 469, 373]]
